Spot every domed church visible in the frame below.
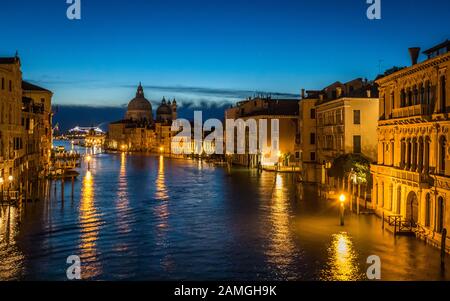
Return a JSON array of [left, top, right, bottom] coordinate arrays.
[[156, 97, 177, 123], [125, 83, 153, 123], [106, 83, 178, 154]]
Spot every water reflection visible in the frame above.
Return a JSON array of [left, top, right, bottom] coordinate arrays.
[[320, 232, 362, 281], [1, 144, 450, 280], [154, 156, 169, 229], [155, 156, 169, 201], [0, 206, 24, 279], [79, 170, 102, 278], [265, 174, 296, 278], [116, 153, 131, 236]]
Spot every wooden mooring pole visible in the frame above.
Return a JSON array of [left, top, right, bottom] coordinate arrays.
[[442, 228, 447, 268]]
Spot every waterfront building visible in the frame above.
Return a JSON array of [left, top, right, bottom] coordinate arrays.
[[371, 40, 450, 248], [225, 96, 300, 168], [297, 90, 320, 182], [296, 79, 379, 185], [309, 79, 379, 188], [21, 81, 53, 197], [0, 54, 53, 201], [106, 84, 177, 153], [0, 55, 23, 199]]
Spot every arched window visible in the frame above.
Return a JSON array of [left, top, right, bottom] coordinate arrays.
[[407, 88, 412, 106], [426, 82, 431, 106], [401, 89, 406, 107], [420, 84, 425, 105], [389, 184, 394, 211], [413, 85, 418, 105], [437, 196, 445, 233], [439, 136, 447, 174], [425, 193, 431, 227], [391, 92, 395, 111]]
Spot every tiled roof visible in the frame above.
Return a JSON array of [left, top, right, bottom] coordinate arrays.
[[22, 81, 52, 92]]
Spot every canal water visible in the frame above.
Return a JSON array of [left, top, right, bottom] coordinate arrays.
[[1, 142, 450, 281]]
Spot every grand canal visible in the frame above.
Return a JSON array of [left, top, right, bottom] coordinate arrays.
[[1, 143, 450, 281]]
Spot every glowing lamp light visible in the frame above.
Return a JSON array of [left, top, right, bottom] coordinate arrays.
[[86, 155, 92, 162], [159, 146, 164, 152], [8, 175, 13, 182], [0, 178, 3, 184], [339, 194, 346, 204]]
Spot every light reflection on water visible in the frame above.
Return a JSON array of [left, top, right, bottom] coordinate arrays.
[[79, 170, 102, 279], [264, 173, 297, 280], [0, 206, 24, 279], [320, 232, 363, 281], [0, 143, 450, 280]]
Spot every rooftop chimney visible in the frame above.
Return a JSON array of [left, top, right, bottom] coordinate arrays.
[[301, 89, 305, 99], [408, 47, 421, 65]]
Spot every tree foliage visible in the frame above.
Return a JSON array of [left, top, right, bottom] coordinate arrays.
[[328, 154, 371, 185]]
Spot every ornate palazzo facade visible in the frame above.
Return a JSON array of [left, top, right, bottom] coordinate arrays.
[[372, 41, 450, 248]]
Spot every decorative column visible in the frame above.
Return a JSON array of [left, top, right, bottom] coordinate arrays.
[[424, 137, 430, 173], [401, 139, 406, 169], [406, 139, 411, 170], [391, 141, 395, 166], [412, 139, 418, 171], [418, 137, 424, 173]]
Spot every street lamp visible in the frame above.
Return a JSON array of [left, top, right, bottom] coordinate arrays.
[[159, 146, 164, 153], [0, 177, 3, 202], [7, 175, 13, 202], [86, 155, 92, 171], [339, 193, 346, 226]]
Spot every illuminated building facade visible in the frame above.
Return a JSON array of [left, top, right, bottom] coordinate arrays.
[[371, 41, 450, 247], [296, 79, 379, 184], [225, 97, 300, 167], [0, 54, 53, 200], [106, 84, 177, 153]]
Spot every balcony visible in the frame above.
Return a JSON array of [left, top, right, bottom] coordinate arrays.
[[371, 164, 433, 188], [392, 104, 430, 119]]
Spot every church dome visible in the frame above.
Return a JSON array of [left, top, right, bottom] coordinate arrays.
[[157, 102, 172, 115], [126, 83, 153, 122]]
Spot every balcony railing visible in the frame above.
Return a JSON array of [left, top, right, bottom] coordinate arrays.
[[372, 164, 433, 187], [392, 104, 430, 119]]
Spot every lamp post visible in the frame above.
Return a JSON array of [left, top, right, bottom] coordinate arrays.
[[8, 175, 13, 202], [0, 177, 3, 202], [349, 169, 356, 213], [339, 193, 346, 226]]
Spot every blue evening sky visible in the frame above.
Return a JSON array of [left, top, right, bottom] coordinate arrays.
[[0, 0, 449, 107]]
